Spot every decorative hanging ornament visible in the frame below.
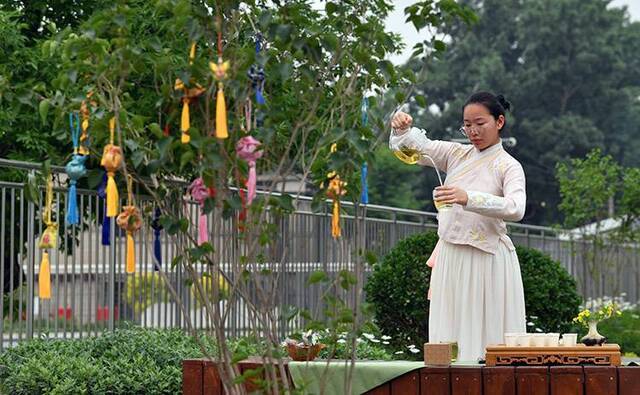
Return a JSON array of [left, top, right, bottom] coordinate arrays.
[[236, 136, 263, 205], [210, 22, 230, 140], [101, 117, 122, 217], [326, 143, 347, 239], [116, 176, 142, 274], [65, 112, 87, 226], [188, 177, 212, 245], [78, 93, 94, 156], [210, 59, 230, 139], [247, 33, 266, 105], [38, 174, 57, 299], [360, 96, 369, 205], [175, 42, 205, 144]]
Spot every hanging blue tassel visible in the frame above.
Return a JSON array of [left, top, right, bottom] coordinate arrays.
[[255, 78, 265, 105], [66, 182, 79, 224], [97, 173, 110, 246], [361, 162, 369, 204], [361, 96, 369, 126], [360, 97, 369, 205], [151, 207, 162, 270]]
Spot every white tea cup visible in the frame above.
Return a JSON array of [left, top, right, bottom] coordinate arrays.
[[561, 333, 578, 347], [531, 334, 546, 347], [516, 334, 531, 347], [504, 333, 518, 347], [544, 333, 560, 347]]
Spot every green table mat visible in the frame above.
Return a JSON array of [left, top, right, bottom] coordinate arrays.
[[288, 360, 424, 395]]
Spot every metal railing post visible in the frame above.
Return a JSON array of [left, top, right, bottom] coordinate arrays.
[[25, 171, 36, 340]]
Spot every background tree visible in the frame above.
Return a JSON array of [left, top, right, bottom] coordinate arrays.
[[556, 148, 639, 297], [369, 0, 640, 225]]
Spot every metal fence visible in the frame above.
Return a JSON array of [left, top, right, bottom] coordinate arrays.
[[1, 158, 639, 350]]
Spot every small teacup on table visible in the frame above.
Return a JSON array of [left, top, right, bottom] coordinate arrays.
[[544, 333, 560, 346], [530, 334, 546, 347], [504, 332, 530, 347], [561, 333, 578, 347], [504, 333, 519, 347]]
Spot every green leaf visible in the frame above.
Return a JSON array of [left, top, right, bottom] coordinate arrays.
[[433, 39, 446, 52], [308, 270, 329, 285], [180, 150, 195, 170], [39, 99, 50, 125], [325, 2, 338, 15], [148, 123, 163, 139]]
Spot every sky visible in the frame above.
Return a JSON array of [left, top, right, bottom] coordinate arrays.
[[385, 0, 640, 65]]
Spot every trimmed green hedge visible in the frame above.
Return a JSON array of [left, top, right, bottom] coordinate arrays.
[[366, 232, 582, 355], [0, 328, 216, 394]]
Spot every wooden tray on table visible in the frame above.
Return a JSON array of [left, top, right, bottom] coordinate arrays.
[[485, 344, 621, 366]]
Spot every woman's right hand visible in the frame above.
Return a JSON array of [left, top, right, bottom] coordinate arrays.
[[391, 111, 413, 134]]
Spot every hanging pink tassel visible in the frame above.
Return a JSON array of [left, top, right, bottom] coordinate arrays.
[[236, 136, 263, 205], [247, 163, 257, 204], [188, 178, 211, 245], [198, 213, 208, 245]]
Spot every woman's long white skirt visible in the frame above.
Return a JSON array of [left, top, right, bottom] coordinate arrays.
[[428, 240, 526, 362]]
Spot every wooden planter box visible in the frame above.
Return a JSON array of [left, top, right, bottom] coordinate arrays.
[[183, 358, 640, 395]]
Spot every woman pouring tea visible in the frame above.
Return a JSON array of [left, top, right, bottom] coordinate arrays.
[[389, 92, 527, 362]]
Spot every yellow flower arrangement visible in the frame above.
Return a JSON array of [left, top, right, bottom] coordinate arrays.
[[572, 301, 622, 327]]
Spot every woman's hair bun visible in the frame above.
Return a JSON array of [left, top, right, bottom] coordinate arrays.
[[496, 94, 511, 111]]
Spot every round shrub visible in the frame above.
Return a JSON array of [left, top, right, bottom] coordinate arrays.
[[366, 232, 582, 356], [516, 246, 582, 333], [365, 231, 438, 354]]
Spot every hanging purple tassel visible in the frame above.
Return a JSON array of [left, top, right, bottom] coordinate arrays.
[[97, 174, 110, 246], [151, 207, 162, 270]]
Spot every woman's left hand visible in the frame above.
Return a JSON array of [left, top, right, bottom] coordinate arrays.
[[434, 186, 468, 206]]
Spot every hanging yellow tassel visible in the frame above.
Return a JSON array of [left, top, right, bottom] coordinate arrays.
[[216, 83, 228, 139], [181, 98, 190, 143], [39, 251, 51, 299], [126, 231, 135, 274], [210, 60, 230, 139], [189, 42, 196, 64], [106, 173, 119, 217], [332, 201, 341, 238]]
